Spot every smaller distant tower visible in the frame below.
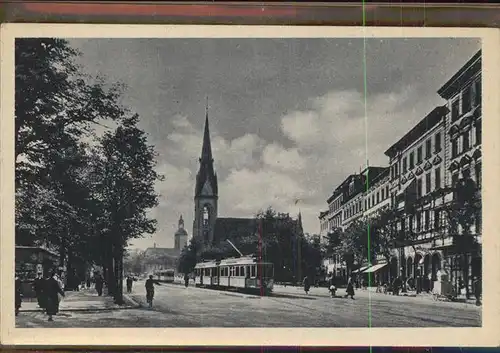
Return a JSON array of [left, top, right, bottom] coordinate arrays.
[[174, 215, 189, 252]]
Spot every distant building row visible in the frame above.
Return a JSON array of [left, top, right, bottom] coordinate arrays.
[[319, 50, 482, 292]]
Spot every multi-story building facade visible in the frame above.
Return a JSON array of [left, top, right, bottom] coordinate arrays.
[[435, 49, 482, 292], [384, 105, 449, 291], [319, 50, 482, 293]]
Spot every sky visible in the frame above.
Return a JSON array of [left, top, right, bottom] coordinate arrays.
[[67, 37, 480, 250]]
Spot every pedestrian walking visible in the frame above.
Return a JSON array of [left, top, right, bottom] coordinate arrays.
[[86, 277, 91, 289], [473, 276, 482, 306], [32, 272, 46, 309], [15, 273, 23, 316], [345, 276, 355, 299], [44, 270, 65, 322], [95, 273, 104, 296], [145, 275, 161, 308], [126, 276, 134, 293], [302, 275, 310, 295], [184, 273, 189, 288], [328, 275, 337, 297]]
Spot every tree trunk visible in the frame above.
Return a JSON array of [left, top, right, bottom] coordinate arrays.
[[114, 244, 124, 305], [462, 253, 470, 299], [106, 239, 116, 296]]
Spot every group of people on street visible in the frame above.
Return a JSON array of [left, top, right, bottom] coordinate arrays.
[[302, 275, 356, 299], [16, 271, 65, 322]]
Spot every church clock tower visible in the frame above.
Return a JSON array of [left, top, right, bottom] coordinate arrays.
[[193, 103, 218, 246]]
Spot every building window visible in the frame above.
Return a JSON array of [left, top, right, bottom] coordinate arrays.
[[463, 86, 472, 113], [435, 132, 442, 153], [403, 157, 407, 173], [416, 213, 421, 232], [425, 173, 431, 194], [475, 122, 482, 145], [452, 172, 459, 186], [435, 167, 441, 190], [434, 210, 440, 229], [463, 131, 470, 152], [372, 195, 375, 206], [409, 214, 414, 232], [425, 139, 431, 159], [417, 146, 423, 164], [462, 167, 471, 181], [365, 199, 367, 209], [386, 185, 389, 197], [381, 188, 385, 200], [416, 178, 423, 199], [452, 138, 459, 158], [451, 99, 460, 122], [376, 192, 380, 204], [474, 79, 481, 106], [475, 162, 482, 188], [410, 152, 415, 169], [424, 210, 430, 230]]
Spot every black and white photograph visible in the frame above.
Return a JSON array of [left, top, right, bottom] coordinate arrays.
[[1, 24, 499, 346]]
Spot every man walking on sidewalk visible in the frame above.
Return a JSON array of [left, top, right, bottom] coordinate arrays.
[[33, 272, 46, 309], [95, 273, 104, 296], [45, 270, 65, 322], [126, 276, 134, 293]]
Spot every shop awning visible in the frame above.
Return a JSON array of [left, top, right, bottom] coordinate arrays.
[[352, 266, 369, 273], [363, 263, 388, 273]]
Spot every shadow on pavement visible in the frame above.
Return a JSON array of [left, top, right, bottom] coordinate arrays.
[[270, 293, 317, 300]]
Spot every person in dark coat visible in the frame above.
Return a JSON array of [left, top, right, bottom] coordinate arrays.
[[126, 276, 133, 293], [15, 274, 23, 316], [345, 276, 355, 299], [32, 272, 46, 309], [184, 273, 189, 288], [145, 275, 161, 308], [302, 276, 311, 295], [95, 273, 104, 296], [473, 276, 482, 306], [44, 270, 65, 321]]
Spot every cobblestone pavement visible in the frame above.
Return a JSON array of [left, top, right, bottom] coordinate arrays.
[[15, 282, 481, 328]]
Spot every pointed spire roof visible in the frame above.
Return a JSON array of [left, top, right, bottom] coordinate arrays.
[[200, 100, 213, 163], [195, 98, 218, 198]]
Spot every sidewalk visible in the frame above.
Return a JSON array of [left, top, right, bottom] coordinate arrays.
[[19, 287, 139, 313]]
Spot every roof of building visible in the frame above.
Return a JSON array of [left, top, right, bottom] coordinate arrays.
[[143, 247, 180, 259], [384, 105, 448, 158], [195, 113, 218, 197], [437, 50, 481, 100], [318, 210, 329, 219], [326, 166, 387, 203]]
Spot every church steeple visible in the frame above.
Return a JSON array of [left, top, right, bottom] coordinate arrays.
[[195, 99, 218, 198], [178, 215, 184, 229], [193, 99, 219, 246], [200, 99, 213, 163]]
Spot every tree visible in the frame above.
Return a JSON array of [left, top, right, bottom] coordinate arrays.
[[93, 114, 162, 304], [15, 38, 126, 276], [15, 38, 124, 183], [339, 219, 375, 274], [177, 237, 203, 274], [370, 207, 402, 264], [323, 227, 343, 258], [446, 176, 481, 298]]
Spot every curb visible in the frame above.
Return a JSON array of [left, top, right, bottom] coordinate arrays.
[[122, 293, 142, 308], [163, 281, 263, 299]]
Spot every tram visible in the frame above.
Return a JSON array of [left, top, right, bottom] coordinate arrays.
[[194, 255, 275, 293], [153, 268, 175, 283]]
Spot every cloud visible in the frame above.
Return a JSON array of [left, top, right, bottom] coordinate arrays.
[[147, 86, 427, 248]]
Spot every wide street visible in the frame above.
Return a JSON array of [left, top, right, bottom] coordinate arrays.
[[126, 280, 481, 327], [17, 279, 480, 328]]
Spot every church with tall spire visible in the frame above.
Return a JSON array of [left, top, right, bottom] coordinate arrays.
[[192, 101, 304, 249]]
